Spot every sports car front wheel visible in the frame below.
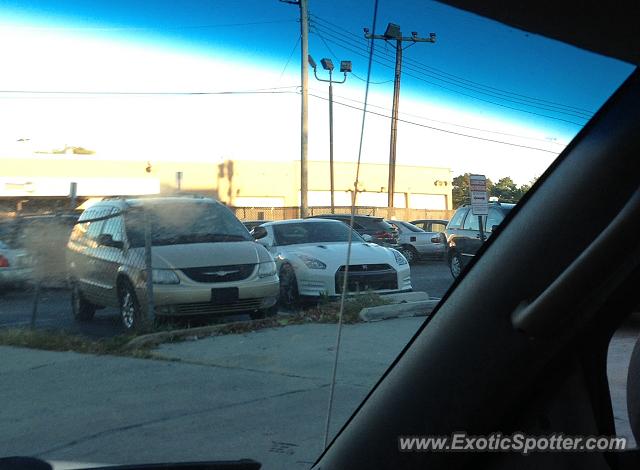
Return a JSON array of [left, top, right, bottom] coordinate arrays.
[[278, 264, 300, 310]]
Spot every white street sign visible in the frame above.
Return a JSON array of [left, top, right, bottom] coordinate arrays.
[[469, 174, 488, 215], [471, 190, 489, 215]]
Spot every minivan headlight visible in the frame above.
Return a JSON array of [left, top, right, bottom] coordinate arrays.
[[258, 260, 277, 278], [151, 269, 180, 284], [390, 249, 408, 265]]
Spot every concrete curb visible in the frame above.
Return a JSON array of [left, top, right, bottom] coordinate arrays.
[[359, 298, 441, 322], [125, 291, 437, 349], [382, 291, 430, 303], [124, 319, 268, 350]]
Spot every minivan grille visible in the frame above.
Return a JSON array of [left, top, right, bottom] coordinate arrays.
[[181, 264, 255, 283], [174, 299, 263, 315]]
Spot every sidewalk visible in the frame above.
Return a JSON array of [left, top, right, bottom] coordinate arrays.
[[1, 317, 424, 469], [1, 316, 636, 469]]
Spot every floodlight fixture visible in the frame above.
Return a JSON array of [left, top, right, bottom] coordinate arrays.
[[320, 58, 334, 71], [339, 60, 352, 73], [384, 23, 401, 39]]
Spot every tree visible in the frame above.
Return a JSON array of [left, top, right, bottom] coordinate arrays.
[[452, 173, 470, 208], [452, 173, 537, 207], [490, 177, 519, 203]]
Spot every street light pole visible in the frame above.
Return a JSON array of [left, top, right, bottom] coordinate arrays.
[[328, 71, 335, 212], [309, 56, 351, 214]]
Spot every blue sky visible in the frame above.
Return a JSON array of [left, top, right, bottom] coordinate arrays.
[[0, 0, 634, 182]]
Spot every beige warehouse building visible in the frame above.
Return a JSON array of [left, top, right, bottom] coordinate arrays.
[[1, 154, 452, 212]]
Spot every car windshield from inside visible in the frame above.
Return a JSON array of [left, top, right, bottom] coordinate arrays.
[[273, 221, 364, 246], [0, 1, 635, 469], [125, 202, 252, 247]]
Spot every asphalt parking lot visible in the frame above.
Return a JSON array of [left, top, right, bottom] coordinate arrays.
[[0, 260, 454, 338]]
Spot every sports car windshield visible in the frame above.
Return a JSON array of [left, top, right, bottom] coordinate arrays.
[[273, 221, 364, 245]]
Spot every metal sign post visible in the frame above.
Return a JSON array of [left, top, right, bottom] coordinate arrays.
[[469, 174, 488, 242]]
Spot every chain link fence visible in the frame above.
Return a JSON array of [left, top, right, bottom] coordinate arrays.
[[2, 200, 452, 335], [1, 207, 156, 333], [230, 206, 454, 222]]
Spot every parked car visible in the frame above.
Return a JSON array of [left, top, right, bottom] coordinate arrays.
[[386, 220, 446, 264], [0, 239, 33, 289], [242, 220, 271, 231], [67, 197, 280, 330], [409, 218, 449, 234], [445, 202, 515, 278], [252, 219, 411, 308], [306, 214, 399, 247], [0, 213, 78, 287]]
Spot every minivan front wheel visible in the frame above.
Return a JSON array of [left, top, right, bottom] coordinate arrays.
[[118, 280, 142, 331], [449, 253, 463, 279], [71, 282, 96, 321]]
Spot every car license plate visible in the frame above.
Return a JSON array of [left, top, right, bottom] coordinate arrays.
[[211, 287, 239, 304]]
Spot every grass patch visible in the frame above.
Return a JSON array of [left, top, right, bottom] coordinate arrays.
[[299, 291, 392, 324], [0, 328, 155, 358], [0, 293, 393, 353]]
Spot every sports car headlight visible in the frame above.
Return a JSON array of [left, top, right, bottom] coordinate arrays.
[[258, 260, 277, 278], [151, 269, 180, 284], [297, 253, 327, 269], [391, 248, 408, 265]]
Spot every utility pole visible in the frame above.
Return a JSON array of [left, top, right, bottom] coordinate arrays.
[[280, 0, 309, 217], [308, 56, 352, 213], [365, 23, 436, 208]]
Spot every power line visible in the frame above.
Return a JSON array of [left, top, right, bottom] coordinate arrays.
[[311, 20, 593, 120], [0, 19, 298, 32], [310, 26, 586, 126], [0, 85, 566, 148], [279, 34, 301, 80], [311, 14, 595, 115], [309, 87, 566, 146], [0, 87, 300, 97], [312, 23, 591, 121], [315, 31, 392, 84], [308, 92, 559, 154]]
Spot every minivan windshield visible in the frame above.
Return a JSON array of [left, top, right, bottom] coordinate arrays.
[[125, 203, 251, 247]]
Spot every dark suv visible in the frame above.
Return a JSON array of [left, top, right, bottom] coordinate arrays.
[[445, 202, 514, 278], [306, 214, 399, 247]]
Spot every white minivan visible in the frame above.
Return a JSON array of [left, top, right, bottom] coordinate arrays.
[[67, 197, 279, 330]]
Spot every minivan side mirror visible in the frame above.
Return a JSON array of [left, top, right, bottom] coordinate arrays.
[[97, 233, 124, 249], [252, 226, 268, 240], [362, 234, 373, 242]]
